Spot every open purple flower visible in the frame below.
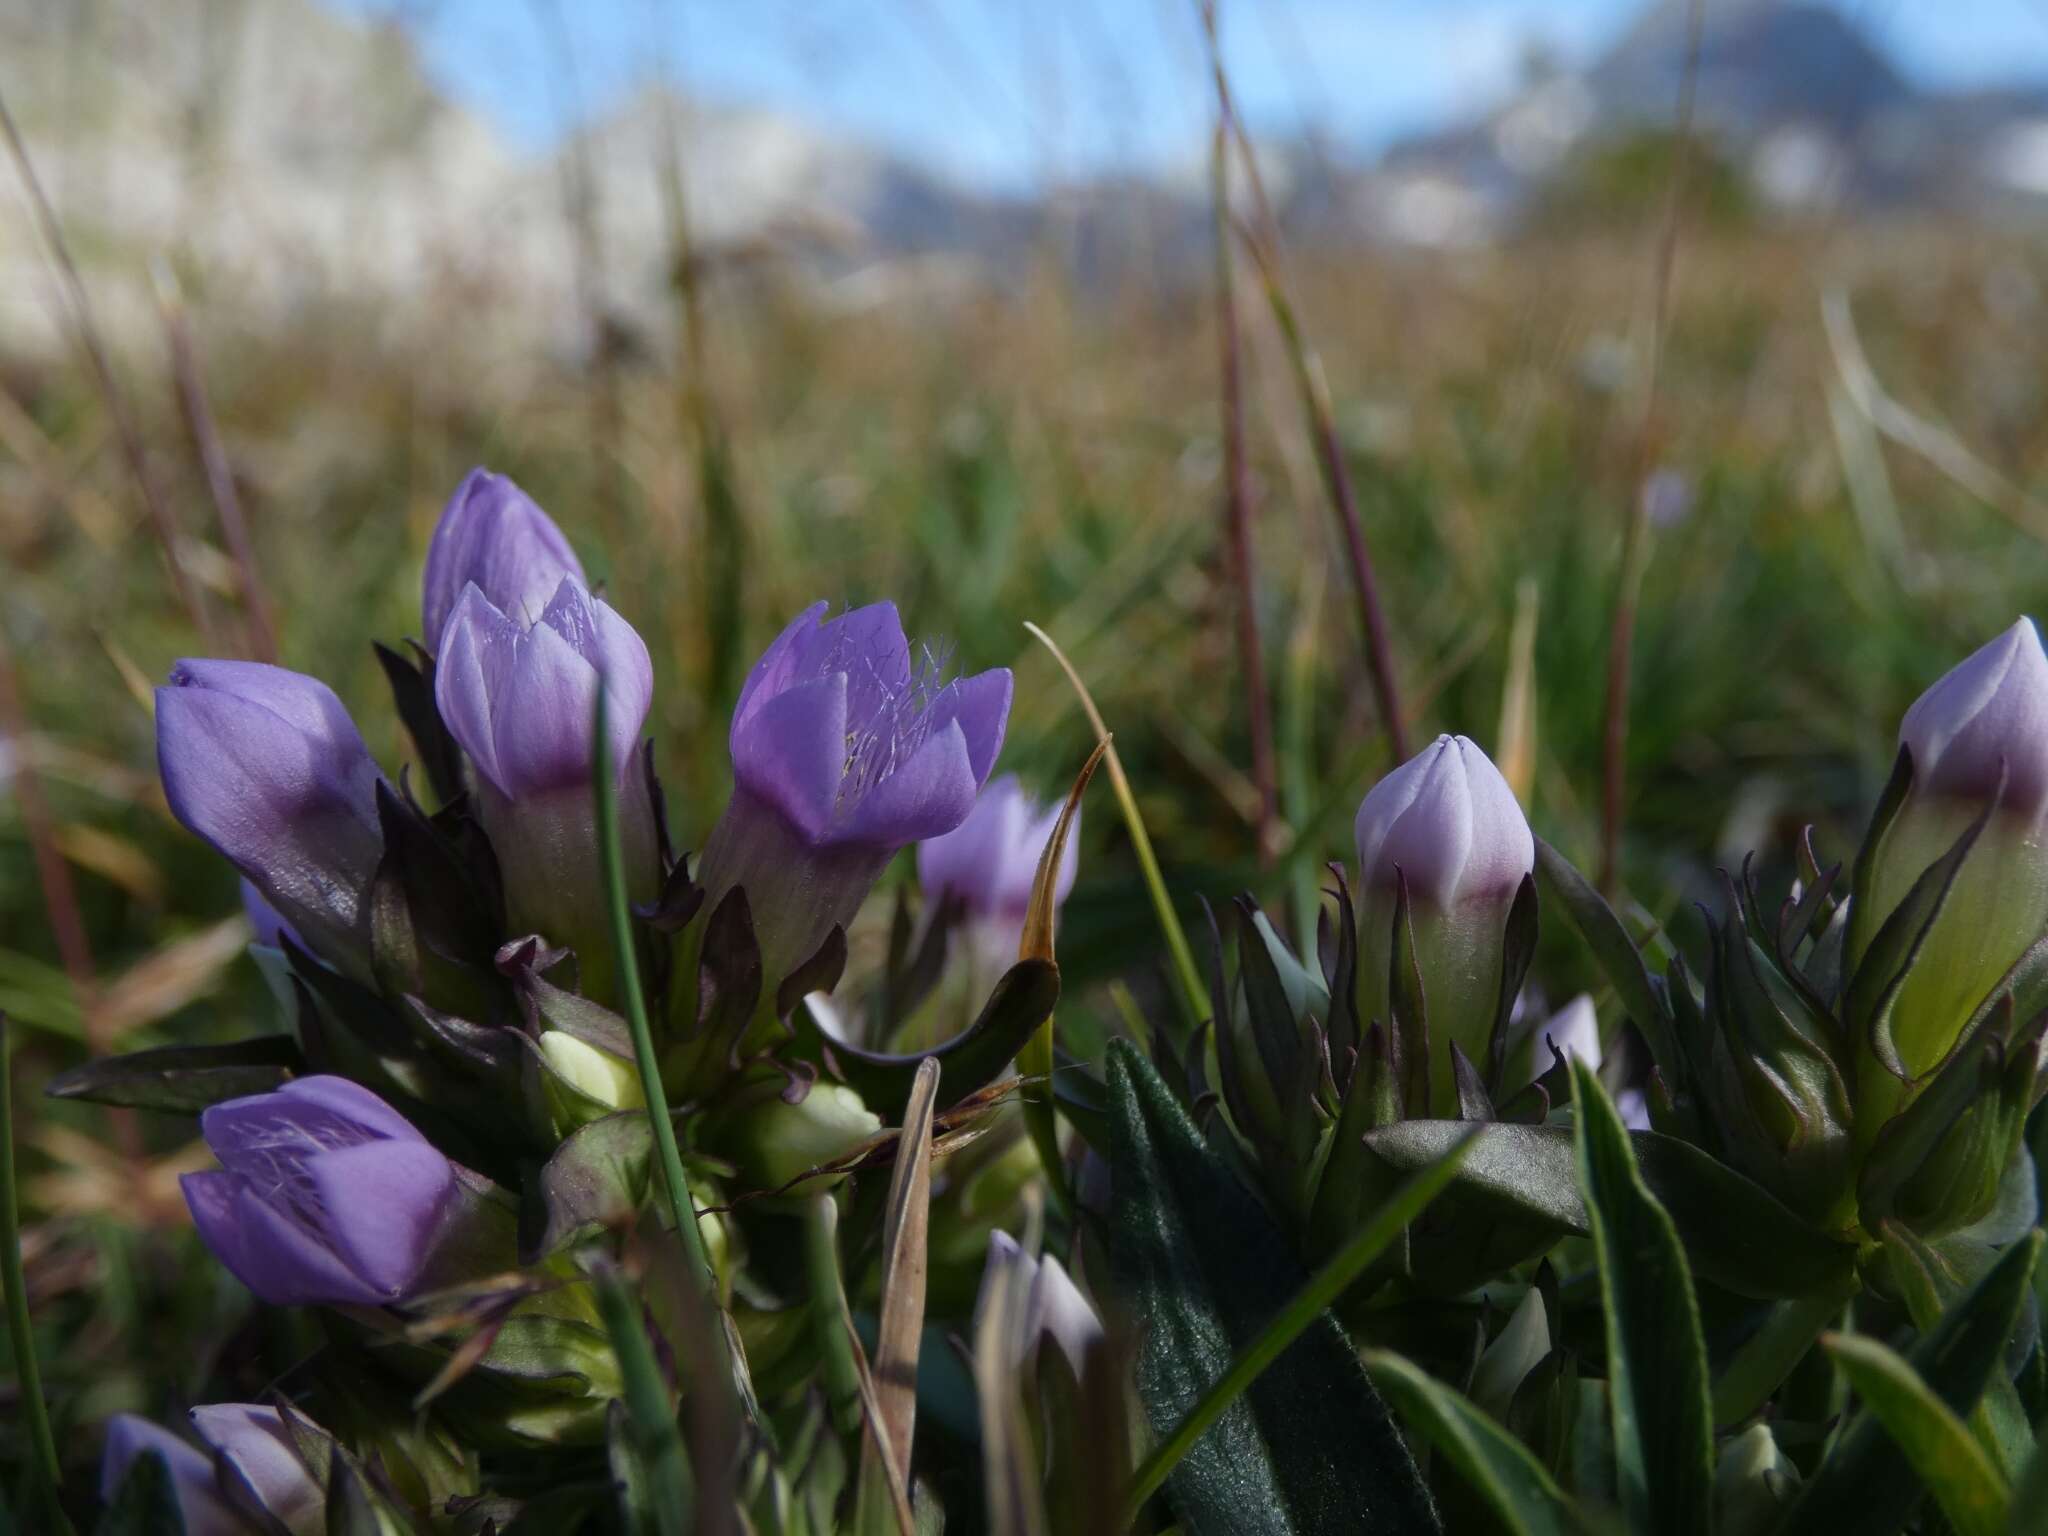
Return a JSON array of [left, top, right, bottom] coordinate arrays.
[[422, 468, 585, 654], [435, 575, 658, 995], [157, 661, 386, 978], [917, 774, 1076, 971], [180, 1076, 455, 1308], [102, 1406, 326, 1536], [698, 601, 1012, 982]]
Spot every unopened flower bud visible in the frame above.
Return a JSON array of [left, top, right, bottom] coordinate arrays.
[[1854, 619, 2048, 1096], [422, 469, 585, 656], [1354, 734, 1533, 1116], [699, 602, 1011, 985], [189, 1405, 326, 1535], [973, 1230, 1104, 1380], [180, 1076, 457, 1307], [1713, 1424, 1800, 1536], [723, 1083, 881, 1193], [157, 661, 386, 978], [101, 1414, 243, 1535], [538, 1030, 645, 1112]]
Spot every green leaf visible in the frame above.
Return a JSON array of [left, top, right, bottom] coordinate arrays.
[[46, 1035, 303, 1113], [1779, 1230, 2041, 1534], [1355, 1120, 1856, 1301], [791, 959, 1060, 1120], [95, 1450, 184, 1536], [1533, 839, 1681, 1095], [1106, 1040, 1439, 1535], [530, 1111, 653, 1259], [1363, 1348, 1588, 1536], [324, 1457, 384, 1536], [594, 1263, 692, 1536], [1712, 1286, 1856, 1429], [1822, 1333, 2008, 1536], [1571, 1057, 1713, 1536]]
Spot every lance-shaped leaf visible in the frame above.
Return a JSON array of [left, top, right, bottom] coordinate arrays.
[[1571, 1058, 1714, 1536], [1107, 1040, 1439, 1536], [1779, 1230, 2041, 1533], [374, 640, 466, 810], [1356, 1119, 1856, 1300], [1485, 874, 1540, 1092], [530, 1111, 654, 1259], [1363, 1348, 1589, 1536], [46, 1034, 302, 1113], [1821, 1333, 2008, 1536], [790, 959, 1060, 1120]]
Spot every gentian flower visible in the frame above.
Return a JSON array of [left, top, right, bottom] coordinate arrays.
[[1852, 618, 2048, 1104], [973, 1230, 1103, 1379], [189, 1406, 325, 1535], [1354, 733, 1533, 1117], [422, 468, 585, 654], [917, 774, 1077, 973], [435, 575, 658, 997], [157, 661, 386, 978], [698, 601, 1011, 983], [180, 1076, 456, 1307], [240, 877, 300, 951], [100, 1405, 326, 1536]]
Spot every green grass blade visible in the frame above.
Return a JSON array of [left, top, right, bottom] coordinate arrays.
[[1361, 1348, 1588, 1536], [1, 1017, 73, 1536], [594, 1262, 693, 1536], [1570, 1056, 1713, 1536], [1822, 1333, 2008, 1536]]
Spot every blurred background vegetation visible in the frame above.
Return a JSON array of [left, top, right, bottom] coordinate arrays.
[[5, 0, 2048, 1470]]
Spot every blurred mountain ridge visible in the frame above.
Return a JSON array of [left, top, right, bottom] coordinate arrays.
[[2, 0, 2045, 356]]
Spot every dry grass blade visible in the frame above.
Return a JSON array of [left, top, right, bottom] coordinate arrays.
[[1599, 0, 1703, 893], [859, 1056, 942, 1525], [0, 91, 213, 642], [1019, 738, 1109, 965], [92, 915, 249, 1043], [973, 1250, 1050, 1536], [1496, 576, 1540, 806]]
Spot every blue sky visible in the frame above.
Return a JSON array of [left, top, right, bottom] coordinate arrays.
[[338, 0, 2048, 190]]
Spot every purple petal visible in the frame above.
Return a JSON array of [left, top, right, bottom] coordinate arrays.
[[273, 1075, 430, 1142], [239, 878, 299, 950], [1901, 617, 2048, 815], [733, 602, 829, 744], [182, 1170, 381, 1307], [538, 579, 654, 780], [934, 668, 1012, 785], [422, 468, 585, 652], [156, 680, 384, 951], [303, 1139, 454, 1299], [917, 773, 1022, 907], [189, 1405, 324, 1535], [807, 602, 911, 729], [841, 718, 978, 847], [166, 661, 368, 754], [433, 583, 523, 794], [199, 1075, 418, 1173], [732, 674, 849, 843], [101, 1415, 243, 1536], [488, 615, 604, 798]]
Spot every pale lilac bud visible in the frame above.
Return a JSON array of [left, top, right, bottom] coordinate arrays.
[[189, 1406, 324, 1535], [1354, 734, 1533, 1114], [435, 576, 658, 996], [100, 1414, 244, 1535], [918, 774, 1077, 969], [157, 661, 386, 977], [1855, 618, 2048, 1093], [422, 468, 585, 655], [180, 1076, 456, 1307], [973, 1230, 1103, 1380], [699, 601, 1011, 983]]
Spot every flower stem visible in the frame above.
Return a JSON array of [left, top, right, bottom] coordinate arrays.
[[592, 694, 730, 1385], [1122, 1129, 1477, 1523], [2, 1017, 74, 1534]]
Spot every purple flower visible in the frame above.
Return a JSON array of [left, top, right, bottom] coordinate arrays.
[[1354, 734, 1533, 1116], [180, 1076, 455, 1308], [189, 1405, 324, 1534], [239, 878, 299, 951], [1898, 617, 2048, 816], [422, 468, 585, 655], [157, 662, 386, 977], [1856, 618, 2048, 1090], [434, 576, 658, 997], [101, 1414, 243, 1535], [917, 774, 1076, 970], [974, 1230, 1102, 1379], [435, 577, 653, 802], [699, 602, 1012, 982]]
